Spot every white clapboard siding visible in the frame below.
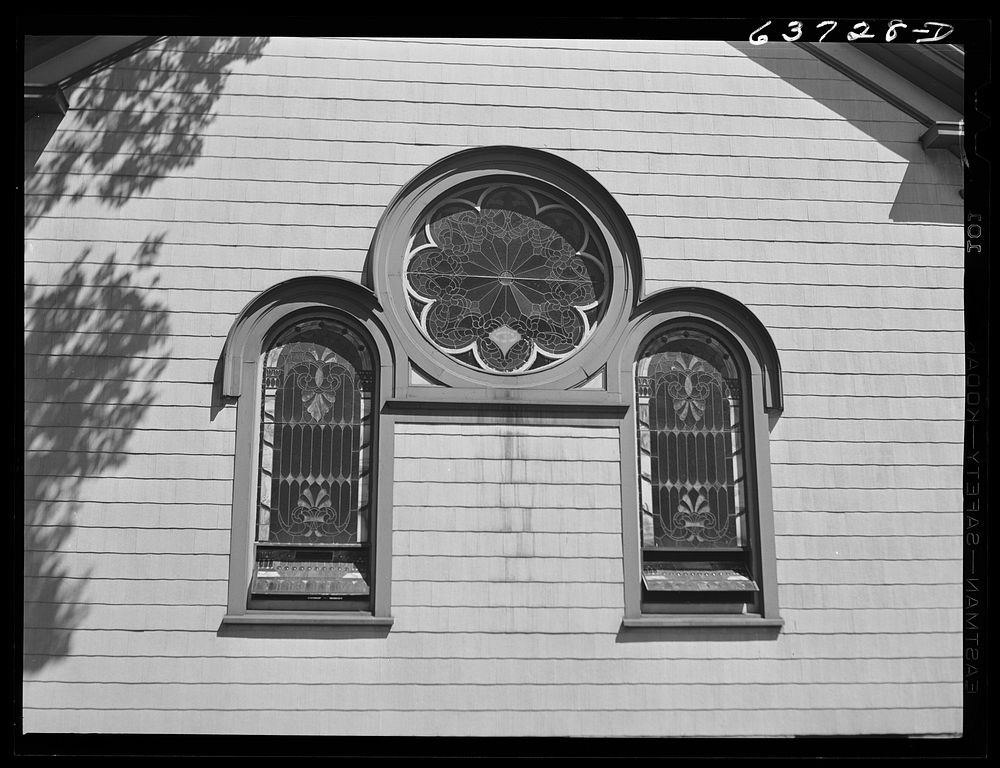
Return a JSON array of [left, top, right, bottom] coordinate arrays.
[[18, 654, 964, 686], [23, 36, 964, 738], [21, 626, 961, 662], [19, 705, 963, 738], [774, 511, 961, 537]]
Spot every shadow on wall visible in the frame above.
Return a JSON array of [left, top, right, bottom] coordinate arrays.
[[729, 41, 963, 225], [23, 37, 269, 672], [24, 35, 270, 231], [24, 238, 169, 671]]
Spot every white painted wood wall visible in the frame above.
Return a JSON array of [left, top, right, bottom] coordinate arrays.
[[23, 37, 965, 736]]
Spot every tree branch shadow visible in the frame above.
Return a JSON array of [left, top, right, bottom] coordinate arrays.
[[25, 36, 270, 229], [24, 35, 271, 674], [24, 236, 172, 671]]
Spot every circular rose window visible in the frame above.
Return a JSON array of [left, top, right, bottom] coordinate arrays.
[[403, 182, 611, 374]]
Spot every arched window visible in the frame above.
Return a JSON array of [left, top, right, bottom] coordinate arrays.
[[250, 317, 375, 612], [219, 277, 395, 627], [219, 150, 783, 631], [369, 146, 641, 395], [403, 180, 611, 375], [635, 326, 760, 615], [613, 289, 783, 629]]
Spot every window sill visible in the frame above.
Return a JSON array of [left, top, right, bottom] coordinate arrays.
[[221, 611, 393, 627], [622, 615, 784, 629]]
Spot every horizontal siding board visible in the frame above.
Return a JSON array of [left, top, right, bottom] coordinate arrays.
[[393, 435, 618, 461], [24, 526, 230, 555], [392, 581, 626, 609], [394, 531, 622, 559], [394, 458, 620, 484], [23, 172, 963, 212], [23, 381, 217, 408], [27, 207, 964, 248], [25, 404, 233, 431], [770, 442, 963, 465], [31, 140, 957, 192], [780, 608, 961, 635], [24, 240, 368, 277], [391, 482, 622, 509], [24, 291, 966, 332], [774, 535, 961, 560], [27, 119, 933, 173], [23, 307, 965, 357], [24, 655, 961, 686], [643, 261, 963, 289], [23, 339, 968, 380], [22, 679, 963, 712], [779, 396, 964, 420], [25, 249, 966, 292], [137, 37, 878, 80], [25, 452, 234, 480], [27, 125, 944, 176], [23, 552, 229, 580], [62, 71, 920, 125], [24, 577, 228, 606], [394, 507, 622, 534], [19, 705, 963, 737], [779, 584, 961, 610], [776, 559, 961, 585], [771, 464, 962, 489], [24, 431, 235, 456], [24, 357, 224, 383], [393, 555, 623, 584], [23, 477, 233, 505], [24, 503, 232, 529], [774, 511, 962, 537], [23, 604, 224, 632], [770, 488, 961, 512], [101, 50, 902, 103], [770, 420, 963, 441], [25, 242, 965, 284], [63, 60, 923, 122], [22, 627, 962, 661]]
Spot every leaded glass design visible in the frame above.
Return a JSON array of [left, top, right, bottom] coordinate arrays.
[[636, 330, 747, 549], [256, 319, 374, 546], [404, 182, 610, 374]]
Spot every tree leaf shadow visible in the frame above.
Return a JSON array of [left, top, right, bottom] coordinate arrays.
[[24, 236, 170, 672], [25, 36, 270, 229], [24, 35, 271, 673]]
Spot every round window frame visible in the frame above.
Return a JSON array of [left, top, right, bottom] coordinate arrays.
[[369, 147, 641, 391]]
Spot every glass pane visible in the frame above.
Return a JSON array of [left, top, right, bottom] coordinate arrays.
[[636, 330, 746, 549], [256, 318, 374, 546], [404, 182, 610, 374]]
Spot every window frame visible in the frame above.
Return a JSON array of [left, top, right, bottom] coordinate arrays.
[[368, 146, 641, 395], [216, 149, 785, 633], [611, 292, 784, 629], [219, 277, 396, 627]]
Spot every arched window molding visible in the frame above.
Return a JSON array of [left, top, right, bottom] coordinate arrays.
[[367, 146, 642, 400], [219, 276, 396, 626], [609, 287, 784, 628], [215, 149, 784, 633]]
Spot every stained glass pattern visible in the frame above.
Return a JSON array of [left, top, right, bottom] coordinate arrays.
[[404, 183, 610, 374], [636, 331, 746, 549], [256, 319, 373, 546]]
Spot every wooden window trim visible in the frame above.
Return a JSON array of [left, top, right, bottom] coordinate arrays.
[[609, 289, 785, 631], [217, 149, 785, 636], [219, 276, 396, 631], [368, 146, 642, 395]]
